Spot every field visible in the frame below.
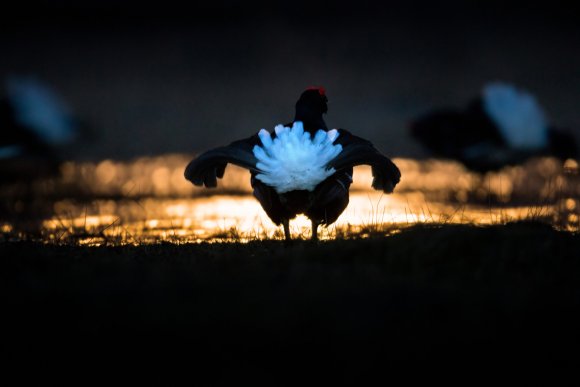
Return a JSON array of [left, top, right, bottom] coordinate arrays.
[[2, 221, 579, 384]]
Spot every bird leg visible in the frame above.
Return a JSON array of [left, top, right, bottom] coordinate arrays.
[[282, 219, 291, 241], [311, 220, 320, 241]]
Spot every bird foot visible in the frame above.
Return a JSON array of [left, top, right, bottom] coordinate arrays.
[[283, 220, 291, 241], [311, 220, 320, 241]]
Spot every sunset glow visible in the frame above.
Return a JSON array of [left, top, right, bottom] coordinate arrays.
[[1, 154, 577, 245]]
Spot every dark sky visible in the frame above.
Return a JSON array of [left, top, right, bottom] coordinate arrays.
[[2, 1, 579, 160]]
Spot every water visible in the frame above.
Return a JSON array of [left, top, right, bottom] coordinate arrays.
[[1, 155, 578, 245]]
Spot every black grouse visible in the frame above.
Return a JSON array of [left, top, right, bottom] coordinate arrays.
[[184, 87, 401, 240], [410, 82, 577, 172]]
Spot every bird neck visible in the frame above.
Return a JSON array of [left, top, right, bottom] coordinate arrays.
[[293, 113, 328, 132]]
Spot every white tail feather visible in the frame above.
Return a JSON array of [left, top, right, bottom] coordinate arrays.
[[253, 121, 342, 193], [482, 82, 548, 149], [6, 76, 75, 145]]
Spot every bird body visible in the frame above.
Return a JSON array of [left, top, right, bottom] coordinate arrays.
[[185, 88, 401, 240]]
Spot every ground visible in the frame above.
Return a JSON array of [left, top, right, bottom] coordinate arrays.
[[1, 222, 579, 384]]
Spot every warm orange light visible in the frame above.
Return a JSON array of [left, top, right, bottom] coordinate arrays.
[[1, 154, 577, 245]]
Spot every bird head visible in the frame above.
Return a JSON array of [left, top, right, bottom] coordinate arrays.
[[294, 86, 329, 127]]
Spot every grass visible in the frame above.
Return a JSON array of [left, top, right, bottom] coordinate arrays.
[[1, 222, 579, 384]]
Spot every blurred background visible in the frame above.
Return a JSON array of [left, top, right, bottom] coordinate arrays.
[[2, 0, 580, 243], [2, 0, 579, 161]]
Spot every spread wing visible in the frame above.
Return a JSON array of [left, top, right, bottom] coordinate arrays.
[[329, 130, 401, 193], [184, 136, 260, 188]]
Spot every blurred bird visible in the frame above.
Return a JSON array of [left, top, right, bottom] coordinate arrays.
[[410, 82, 577, 172], [0, 76, 81, 183], [185, 87, 401, 240]]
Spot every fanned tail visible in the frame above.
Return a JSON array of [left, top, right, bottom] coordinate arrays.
[[252, 122, 343, 193]]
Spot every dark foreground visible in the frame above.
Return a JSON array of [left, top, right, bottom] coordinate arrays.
[[2, 223, 580, 384]]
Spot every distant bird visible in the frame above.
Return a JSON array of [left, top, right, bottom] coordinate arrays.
[[185, 87, 401, 240], [0, 76, 80, 183], [410, 82, 578, 172]]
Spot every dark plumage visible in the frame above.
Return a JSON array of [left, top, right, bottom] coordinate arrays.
[[185, 88, 401, 240], [0, 77, 82, 183]]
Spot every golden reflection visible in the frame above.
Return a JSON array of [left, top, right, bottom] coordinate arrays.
[[32, 192, 560, 245], [1, 154, 578, 245], [95, 160, 117, 185]]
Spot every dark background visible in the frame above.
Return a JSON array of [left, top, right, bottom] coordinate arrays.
[[2, 0, 579, 160]]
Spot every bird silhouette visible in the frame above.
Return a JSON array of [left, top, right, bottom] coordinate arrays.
[[0, 76, 82, 183], [410, 82, 577, 172], [184, 87, 401, 240]]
